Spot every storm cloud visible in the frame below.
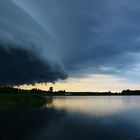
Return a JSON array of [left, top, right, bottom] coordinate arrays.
[[0, 0, 67, 86], [0, 43, 67, 86], [0, 0, 140, 86]]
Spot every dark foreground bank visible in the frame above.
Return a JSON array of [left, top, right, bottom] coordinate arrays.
[[0, 93, 48, 107]]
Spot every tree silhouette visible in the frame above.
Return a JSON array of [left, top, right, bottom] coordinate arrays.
[[49, 87, 53, 92]]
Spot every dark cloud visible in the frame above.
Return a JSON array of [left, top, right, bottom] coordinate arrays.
[[14, 0, 140, 76], [1, 0, 140, 85], [0, 42, 67, 86], [0, 0, 67, 86]]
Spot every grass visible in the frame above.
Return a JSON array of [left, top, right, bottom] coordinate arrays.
[[0, 93, 48, 107]]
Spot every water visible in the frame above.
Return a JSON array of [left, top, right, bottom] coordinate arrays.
[[0, 96, 140, 140]]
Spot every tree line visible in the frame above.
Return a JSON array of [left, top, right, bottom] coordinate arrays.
[[0, 87, 140, 96]]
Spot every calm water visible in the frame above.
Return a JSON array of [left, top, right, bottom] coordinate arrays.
[[1, 96, 140, 140]]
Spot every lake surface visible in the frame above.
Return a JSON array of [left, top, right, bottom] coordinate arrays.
[[0, 96, 140, 140]]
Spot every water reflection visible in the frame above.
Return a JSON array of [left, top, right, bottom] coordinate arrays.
[[0, 107, 67, 140], [0, 96, 140, 140], [48, 96, 140, 116]]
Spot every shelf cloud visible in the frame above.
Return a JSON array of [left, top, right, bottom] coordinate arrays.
[[0, 0, 140, 86]]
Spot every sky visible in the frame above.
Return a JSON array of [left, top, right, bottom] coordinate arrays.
[[0, 0, 140, 91]]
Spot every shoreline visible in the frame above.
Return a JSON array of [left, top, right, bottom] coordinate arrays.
[[0, 93, 48, 107]]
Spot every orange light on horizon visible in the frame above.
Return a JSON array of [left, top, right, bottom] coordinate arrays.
[[16, 74, 140, 92]]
